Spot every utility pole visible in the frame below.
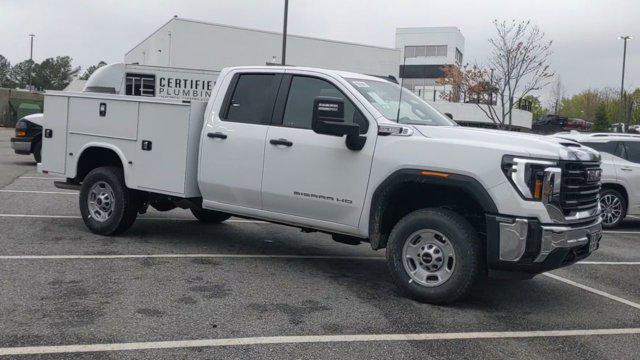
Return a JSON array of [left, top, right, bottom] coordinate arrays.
[[28, 34, 35, 91], [619, 35, 632, 130], [281, 0, 289, 65]]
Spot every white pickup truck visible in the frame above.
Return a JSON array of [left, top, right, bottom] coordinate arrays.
[[40, 66, 603, 304]]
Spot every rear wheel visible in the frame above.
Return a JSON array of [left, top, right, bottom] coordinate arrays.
[[79, 166, 140, 235], [386, 208, 481, 304], [600, 189, 626, 228], [190, 207, 231, 224]]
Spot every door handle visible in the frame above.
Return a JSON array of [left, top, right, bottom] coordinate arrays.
[[621, 167, 633, 171], [207, 132, 227, 139], [269, 138, 293, 147]]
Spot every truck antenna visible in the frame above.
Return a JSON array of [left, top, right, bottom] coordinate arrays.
[[395, 55, 407, 123]]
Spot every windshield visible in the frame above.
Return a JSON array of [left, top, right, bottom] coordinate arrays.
[[345, 78, 456, 126]]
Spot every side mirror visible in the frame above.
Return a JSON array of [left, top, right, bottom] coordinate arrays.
[[312, 97, 366, 151]]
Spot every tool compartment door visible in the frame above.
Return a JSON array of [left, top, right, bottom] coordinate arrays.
[[41, 95, 69, 174], [134, 102, 191, 196]]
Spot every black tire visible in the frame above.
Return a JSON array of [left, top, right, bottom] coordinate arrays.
[[79, 166, 140, 235], [600, 188, 627, 229], [32, 140, 42, 163], [386, 208, 481, 304], [190, 207, 231, 224]]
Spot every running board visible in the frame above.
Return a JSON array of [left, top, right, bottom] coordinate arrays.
[[53, 181, 81, 191]]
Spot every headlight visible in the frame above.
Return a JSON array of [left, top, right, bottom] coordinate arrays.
[[15, 121, 28, 137], [501, 156, 558, 201]]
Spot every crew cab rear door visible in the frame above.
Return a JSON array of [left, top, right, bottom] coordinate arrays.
[[261, 72, 376, 227], [198, 70, 283, 210]]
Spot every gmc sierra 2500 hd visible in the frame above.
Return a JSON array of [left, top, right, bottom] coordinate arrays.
[[39, 66, 603, 304]]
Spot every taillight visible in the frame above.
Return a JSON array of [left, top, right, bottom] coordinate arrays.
[[15, 130, 27, 137]]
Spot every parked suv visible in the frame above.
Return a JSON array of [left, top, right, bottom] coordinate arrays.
[[553, 132, 640, 228]]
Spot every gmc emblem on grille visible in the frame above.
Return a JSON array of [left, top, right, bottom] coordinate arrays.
[[586, 168, 602, 182]]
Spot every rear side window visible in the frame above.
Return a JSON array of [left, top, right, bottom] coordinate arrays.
[[223, 74, 278, 124], [615, 142, 628, 159], [624, 142, 640, 163], [581, 141, 617, 155], [281, 76, 368, 133]]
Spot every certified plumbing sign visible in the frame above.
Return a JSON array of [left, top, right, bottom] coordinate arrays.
[[157, 75, 214, 102]]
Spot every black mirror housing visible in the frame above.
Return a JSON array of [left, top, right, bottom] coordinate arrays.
[[312, 96, 366, 151]]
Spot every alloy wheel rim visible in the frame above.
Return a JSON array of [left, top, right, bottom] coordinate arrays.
[[600, 194, 622, 225], [402, 229, 456, 287], [87, 181, 115, 222]]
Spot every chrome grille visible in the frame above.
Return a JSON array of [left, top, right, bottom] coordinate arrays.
[[559, 161, 601, 216]]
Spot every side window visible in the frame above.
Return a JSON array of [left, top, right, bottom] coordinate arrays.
[[614, 142, 628, 159], [223, 74, 277, 124], [125, 73, 156, 97], [581, 141, 617, 155], [624, 142, 640, 163], [282, 76, 368, 133]]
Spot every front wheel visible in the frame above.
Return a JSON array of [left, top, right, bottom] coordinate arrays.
[[600, 189, 627, 228], [386, 208, 481, 304], [79, 166, 140, 235]]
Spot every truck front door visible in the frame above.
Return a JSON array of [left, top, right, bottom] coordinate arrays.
[[198, 71, 282, 210], [261, 73, 375, 227]]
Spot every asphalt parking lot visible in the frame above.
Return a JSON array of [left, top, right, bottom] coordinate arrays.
[[0, 127, 639, 359]]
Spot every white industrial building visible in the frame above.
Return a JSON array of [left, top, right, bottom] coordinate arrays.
[[125, 17, 532, 129], [125, 17, 399, 79]]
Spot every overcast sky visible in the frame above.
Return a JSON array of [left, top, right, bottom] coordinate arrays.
[[1, 0, 638, 103]]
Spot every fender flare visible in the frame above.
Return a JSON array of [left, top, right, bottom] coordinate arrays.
[[73, 142, 131, 186], [368, 169, 498, 250]]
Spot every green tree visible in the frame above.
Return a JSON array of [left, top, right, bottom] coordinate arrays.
[[8, 59, 35, 88], [80, 61, 107, 80], [0, 55, 13, 88], [32, 56, 80, 90], [593, 104, 609, 132]]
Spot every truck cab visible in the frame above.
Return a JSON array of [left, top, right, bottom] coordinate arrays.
[[40, 66, 603, 304]]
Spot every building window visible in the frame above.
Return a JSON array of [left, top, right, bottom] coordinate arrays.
[[125, 73, 156, 97], [404, 45, 448, 58], [455, 48, 463, 64]]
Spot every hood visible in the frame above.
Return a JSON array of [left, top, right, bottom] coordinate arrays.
[[22, 113, 44, 127], [413, 125, 600, 162]]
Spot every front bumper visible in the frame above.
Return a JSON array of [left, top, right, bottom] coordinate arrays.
[[486, 214, 602, 277], [10, 137, 32, 155]]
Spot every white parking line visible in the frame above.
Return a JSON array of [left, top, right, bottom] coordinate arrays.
[[1, 328, 639, 356], [604, 230, 640, 235], [0, 254, 382, 260], [543, 273, 640, 310], [577, 261, 640, 265], [0, 190, 77, 195], [0, 214, 265, 223]]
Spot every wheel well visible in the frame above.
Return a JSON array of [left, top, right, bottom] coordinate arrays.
[[601, 183, 628, 205], [368, 171, 497, 250], [76, 147, 123, 182]]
